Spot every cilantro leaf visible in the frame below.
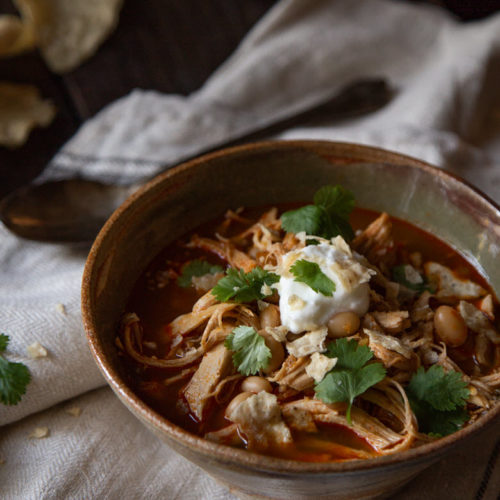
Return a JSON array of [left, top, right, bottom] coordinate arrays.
[[177, 259, 223, 288], [315, 338, 386, 424], [407, 396, 468, 436], [314, 185, 355, 219], [324, 338, 373, 370], [290, 259, 335, 296], [426, 408, 469, 437], [321, 214, 355, 242], [407, 365, 469, 411], [224, 326, 271, 376], [281, 205, 324, 236], [0, 333, 8, 352], [0, 334, 31, 406], [212, 267, 279, 303], [281, 185, 355, 241], [391, 265, 434, 293], [405, 365, 470, 436]]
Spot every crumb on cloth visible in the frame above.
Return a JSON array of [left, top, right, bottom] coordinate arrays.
[[65, 406, 82, 417], [55, 303, 67, 315], [26, 341, 48, 359], [29, 427, 50, 439]]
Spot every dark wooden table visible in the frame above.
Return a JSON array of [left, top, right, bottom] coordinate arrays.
[[0, 0, 277, 197], [0, 0, 497, 199]]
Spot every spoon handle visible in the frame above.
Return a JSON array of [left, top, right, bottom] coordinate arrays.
[[170, 78, 391, 168], [0, 78, 391, 242]]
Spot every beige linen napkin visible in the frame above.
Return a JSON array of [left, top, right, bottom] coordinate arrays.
[[1, 0, 499, 498]]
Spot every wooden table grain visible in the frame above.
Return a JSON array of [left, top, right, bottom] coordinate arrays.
[[0, 0, 497, 198], [0, 0, 277, 197]]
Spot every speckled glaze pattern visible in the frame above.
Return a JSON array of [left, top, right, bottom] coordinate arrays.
[[82, 140, 500, 500]]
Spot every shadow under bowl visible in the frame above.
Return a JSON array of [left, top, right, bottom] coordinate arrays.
[[82, 140, 500, 500]]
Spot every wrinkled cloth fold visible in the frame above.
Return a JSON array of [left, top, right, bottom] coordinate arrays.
[[1, 0, 500, 498]]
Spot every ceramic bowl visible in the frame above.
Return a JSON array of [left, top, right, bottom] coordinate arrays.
[[82, 140, 500, 500]]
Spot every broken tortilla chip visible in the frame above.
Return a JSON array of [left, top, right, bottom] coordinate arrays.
[[458, 300, 500, 345], [0, 82, 56, 148], [14, 0, 123, 73], [424, 262, 486, 301]]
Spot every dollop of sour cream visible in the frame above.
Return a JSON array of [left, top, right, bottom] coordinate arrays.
[[274, 236, 375, 333]]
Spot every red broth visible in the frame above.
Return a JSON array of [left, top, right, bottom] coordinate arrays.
[[119, 206, 499, 461]]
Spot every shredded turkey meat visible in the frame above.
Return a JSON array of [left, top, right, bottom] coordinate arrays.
[[119, 206, 500, 462]]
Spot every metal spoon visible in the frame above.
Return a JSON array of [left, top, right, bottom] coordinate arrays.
[[0, 79, 392, 243]]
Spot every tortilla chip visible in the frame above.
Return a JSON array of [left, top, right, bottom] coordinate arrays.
[[458, 300, 500, 345], [478, 294, 495, 321], [372, 310, 410, 334], [0, 14, 36, 56], [15, 0, 123, 73], [0, 82, 56, 148], [364, 328, 413, 359], [424, 262, 486, 301]]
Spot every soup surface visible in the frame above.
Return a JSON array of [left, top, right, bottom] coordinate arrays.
[[118, 189, 500, 462]]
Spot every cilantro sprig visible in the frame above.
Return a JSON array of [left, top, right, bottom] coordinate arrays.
[[212, 267, 279, 303], [177, 259, 223, 288], [315, 338, 386, 424], [281, 185, 355, 241], [0, 334, 31, 406], [392, 265, 434, 293], [290, 259, 335, 296], [224, 326, 271, 376], [405, 365, 469, 436]]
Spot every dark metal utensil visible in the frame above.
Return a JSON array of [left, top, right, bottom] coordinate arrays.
[[0, 78, 392, 243]]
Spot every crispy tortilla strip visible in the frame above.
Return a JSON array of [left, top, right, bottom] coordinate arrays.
[[266, 325, 288, 343], [15, 0, 123, 73], [268, 354, 314, 391], [365, 328, 413, 360], [0, 82, 55, 148], [227, 391, 292, 451], [478, 294, 495, 321], [372, 310, 410, 334], [189, 235, 256, 272], [458, 300, 500, 344], [286, 327, 328, 357], [424, 262, 486, 301], [352, 212, 395, 268], [364, 329, 416, 379], [281, 403, 318, 432], [305, 352, 337, 383]]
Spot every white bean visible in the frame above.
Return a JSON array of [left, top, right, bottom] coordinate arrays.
[[434, 305, 468, 347], [225, 392, 253, 418], [327, 311, 360, 338], [260, 330, 285, 374], [241, 376, 272, 394]]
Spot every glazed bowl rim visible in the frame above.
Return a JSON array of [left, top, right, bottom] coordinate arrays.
[[82, 139, 500, 475]]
